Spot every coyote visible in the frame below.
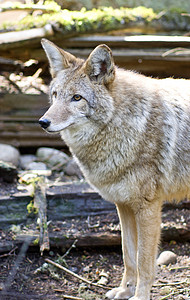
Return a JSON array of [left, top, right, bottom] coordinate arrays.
[[39, 39, 190, 300]]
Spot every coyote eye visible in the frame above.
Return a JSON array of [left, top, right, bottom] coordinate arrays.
[[72, 94, 82, 101]]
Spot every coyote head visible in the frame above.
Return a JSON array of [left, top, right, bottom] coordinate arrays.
[[39, 39, 115, 133]]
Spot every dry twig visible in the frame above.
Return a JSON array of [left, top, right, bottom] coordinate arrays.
[[162, 47, 190, 57], [53, 293, 82, 300], [45, 258, 111, 291], [0, 247, 17, 258], [169, 265, 190, 271], [62, 240, 78, 259], [153, 279, 187, 287], [87, 215, 100, 228], [159, 291, 180, 300], [2, 237, 33, 291]]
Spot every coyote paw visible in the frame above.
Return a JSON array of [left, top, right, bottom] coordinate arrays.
[[106, 286, 134, 299]]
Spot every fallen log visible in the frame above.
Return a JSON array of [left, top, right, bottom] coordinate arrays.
[[1, 221, 190, 254], [1, 220, 189, 254], [0, 181, 189, 254]]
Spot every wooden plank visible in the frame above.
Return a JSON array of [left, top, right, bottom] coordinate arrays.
[[0, 93, 61, 146], [66, 48, 190, 78], [0, 131, 62, 147], [16, 232, 121, 249], [66, 48, 190, 61], [0, 123, 63, 148], [0, 25, 54, 50], [0, 93, 48, 120], [62, 35, 190, 49], [1, 34, 190, 62]]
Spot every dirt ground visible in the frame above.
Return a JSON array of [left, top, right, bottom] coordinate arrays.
[[0, 240, 189, 300], [0, 176, 189, 300], [0, 201, 189, 300]]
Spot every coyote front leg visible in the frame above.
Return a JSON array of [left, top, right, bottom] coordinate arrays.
[[130, 201, 162, 300], [106, 201, 162, 300], [106, 204, 137, 299]]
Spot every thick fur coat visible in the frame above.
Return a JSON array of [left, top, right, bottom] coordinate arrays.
[[39, 39, 190, 300]]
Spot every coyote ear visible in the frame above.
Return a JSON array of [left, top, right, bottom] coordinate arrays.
[[41, 38, 77, 77], [84, 44, 115, 84]]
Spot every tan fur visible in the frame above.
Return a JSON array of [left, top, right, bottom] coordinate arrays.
[[39, 39, 190, 300]]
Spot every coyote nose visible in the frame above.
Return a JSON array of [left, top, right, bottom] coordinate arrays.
[[39, 118, 51, 129]]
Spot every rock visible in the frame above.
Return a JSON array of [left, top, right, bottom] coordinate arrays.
[[0, 144, 20, 166], [160, 286, 172, 296], [97, 270, 109, 285], [157, 250, 177, 266], [36, 147, 70, 167], [27, 162, 47, 170], [83, 266, 90, 272], [64, 159, 83, 178], [0, 160, 18, 183], [20, 154, 37, 169]]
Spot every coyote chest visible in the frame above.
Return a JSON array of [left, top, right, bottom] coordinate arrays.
[[61, 125, 159, 206]]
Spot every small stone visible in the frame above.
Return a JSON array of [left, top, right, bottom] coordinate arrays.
[[20, 154, 37, 169], [157, 250, 177, 266], [83, 266, 90, 272], [0, 144, 20, 166], [49, 251, 55, 257], [64, 159, 83, 178], [20, 274, 29, 281], [97, 270, 109, 285], [97, 276, 108, 285], [36, 147, 70, 167], [160, 286, 171, 295], [27, 162, 47, 170]]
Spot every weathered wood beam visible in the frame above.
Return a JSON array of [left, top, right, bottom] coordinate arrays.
[[1, 34, 190, 67], [0, 126, 62, 147], [1, 46, 190, 79], [0, 93, 48, 120], [0, 92, 63, 147], [1, 221, 189, 254], [0, 181, 189, 251], [61, 35, 190, 49], [0, 4, 59, 13], [0, 24, 54, 50]]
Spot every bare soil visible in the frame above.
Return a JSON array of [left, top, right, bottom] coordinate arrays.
[[0, 238, 189, 300], [0, 176, 189, 300], [0, 177, 189, 300]]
